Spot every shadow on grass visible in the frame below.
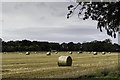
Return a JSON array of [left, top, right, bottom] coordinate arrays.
[[2, 67, 120, 80]]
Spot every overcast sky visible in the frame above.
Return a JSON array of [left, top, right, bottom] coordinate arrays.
[[2, 2, 118, 43]]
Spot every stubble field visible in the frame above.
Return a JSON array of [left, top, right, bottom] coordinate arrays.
[[2, 52, 119, 79]]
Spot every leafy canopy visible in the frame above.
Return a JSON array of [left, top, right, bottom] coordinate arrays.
[[67, 2, 120, 38]]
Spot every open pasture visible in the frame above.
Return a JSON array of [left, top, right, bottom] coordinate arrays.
[[2, 52, 118, 78]]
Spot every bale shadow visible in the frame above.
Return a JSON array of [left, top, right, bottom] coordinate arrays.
[[71, 65, 81, 67], [2, 70, 10, 72]]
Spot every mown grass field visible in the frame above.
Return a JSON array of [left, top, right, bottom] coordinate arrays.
[[2, 52, 119, 79]]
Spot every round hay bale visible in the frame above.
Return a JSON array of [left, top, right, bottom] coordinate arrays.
[[78, 51, 82, 54], [55, 52, 58, 54], [102, 52, 105, 55], [58, 56, 72, 66], [88, 52, 90, 54], [46, 52, 51, 56], [26, 52, 30, 55], [69, 51, 72, 54], [3, 52, 6, 54], [93, 52, 97, 55]]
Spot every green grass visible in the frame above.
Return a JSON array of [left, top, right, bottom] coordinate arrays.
[[2, 52, 119, 79]]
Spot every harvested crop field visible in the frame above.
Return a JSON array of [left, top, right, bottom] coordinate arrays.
[[2, 52, 119, 79]]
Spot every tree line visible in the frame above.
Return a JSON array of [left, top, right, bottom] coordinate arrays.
[[1, 39, 120, 52]]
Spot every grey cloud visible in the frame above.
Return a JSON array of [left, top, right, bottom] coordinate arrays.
[[2, 2, 117, 43], [2, 26, 105, 43], [39, 16, 45, 20]]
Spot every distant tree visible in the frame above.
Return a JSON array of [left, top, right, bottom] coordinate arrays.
[[60, 43, 68, 51], [82, 41, 104, 52], [103, 39, 112, 44], [67, 42, 75, 51], [2, 39, 120, 52], [21, 40, 31, 46], [49, 43, 60, 51], [67, 2, 120, 38], [0, 38, 2, 52], [113, 43, 120, 52], [74, 43, 81, 51], [39, 42, 50, 51]]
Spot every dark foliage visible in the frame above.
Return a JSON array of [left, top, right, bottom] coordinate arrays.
[[67, 2, 120, 38], [1, 38, 120, 52]]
